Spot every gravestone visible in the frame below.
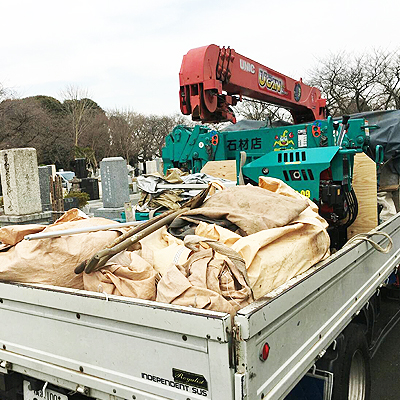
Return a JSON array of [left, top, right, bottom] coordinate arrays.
[[138, 162, 144, 175], [146, 160, 158, 174], [74, 158, 88, 179], [145, 158, 163, 175], [80, 177, 100, 200], [155, 158, 163, 174], [94, 157, 130, 220], [64, 197, 79, 211], [38, 165, 55, 211], [0, 148, 42, 215]]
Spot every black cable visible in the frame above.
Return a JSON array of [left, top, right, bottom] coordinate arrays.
[[351, 188, 359, 223], [343, 187, 358, 228]]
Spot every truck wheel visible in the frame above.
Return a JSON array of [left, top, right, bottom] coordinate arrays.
[[332, 323, 371, 400]]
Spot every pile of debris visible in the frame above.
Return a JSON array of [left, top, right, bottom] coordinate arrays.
[[135, 168, 235, 213], [0, 178, 330, 314]]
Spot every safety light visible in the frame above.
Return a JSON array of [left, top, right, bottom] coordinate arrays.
[[260, 342, 270, 361]]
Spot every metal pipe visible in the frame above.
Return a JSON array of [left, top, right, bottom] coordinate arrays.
[[24, 221, 144, 241], [84, 207, 190, 273], [76, 185, 212, 274], [75, 208, 178, 274], [337, 115, 350, 147]]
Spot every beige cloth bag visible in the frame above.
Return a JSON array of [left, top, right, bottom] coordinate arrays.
[[0, 177, 330, 309], [156, 245, 252, 315], [83, 251, 157, 300], [0, 210, 123, 289], [0, 224, 46, 246], [180, 184, 309, 235], [139, 226, 191, 276], [194, 177, 330, 299]]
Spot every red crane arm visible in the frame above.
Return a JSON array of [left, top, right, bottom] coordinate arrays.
[[179, 44, 327, 124]]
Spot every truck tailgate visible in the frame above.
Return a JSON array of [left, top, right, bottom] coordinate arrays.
[[0, 282, 233, 400]]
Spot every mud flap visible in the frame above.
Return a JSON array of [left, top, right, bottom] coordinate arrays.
[[285, 369, 333, 400]]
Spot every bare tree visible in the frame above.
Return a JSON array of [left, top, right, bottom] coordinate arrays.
[[0, 84, 6, 100], [78, 111, 110, 169], [107, 111, 189, 165], [61, 85, 99, 147], [108, 109, 146, 165], [0, 83, 16, 101], [235, 98, 292, 123], [308, 49, 400, 116], [144, 113, 189, 158], [0, 97, 73, 167], [0, 98, 50, 145], [379, 52, 400, 109]]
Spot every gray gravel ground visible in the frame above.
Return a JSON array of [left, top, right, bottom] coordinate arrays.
[[371, 320, 400, 399]]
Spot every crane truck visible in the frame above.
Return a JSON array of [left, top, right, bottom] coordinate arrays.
[[1, 45, 400, 400]]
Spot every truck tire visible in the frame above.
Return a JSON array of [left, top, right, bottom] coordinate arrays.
[[331, 323, 371, 400]]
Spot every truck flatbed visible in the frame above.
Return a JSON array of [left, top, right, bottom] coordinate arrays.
[[1, 213, 400, 400]]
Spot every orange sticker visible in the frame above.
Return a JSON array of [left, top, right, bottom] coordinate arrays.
[[312, 125, 321, 138], [211, 134, 219, 146]]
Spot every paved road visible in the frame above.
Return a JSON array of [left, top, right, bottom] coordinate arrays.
[[371, 319, 400, 399]]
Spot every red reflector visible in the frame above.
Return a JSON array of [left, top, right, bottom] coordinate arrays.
[[260, 342, 270, 361]]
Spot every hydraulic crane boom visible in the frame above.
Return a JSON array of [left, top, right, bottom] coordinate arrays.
[[179, 44, 327, 124], [170, 44, 377, 248]]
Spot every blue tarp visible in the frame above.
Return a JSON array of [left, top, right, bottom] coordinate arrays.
[[339, 110, 400, 174]]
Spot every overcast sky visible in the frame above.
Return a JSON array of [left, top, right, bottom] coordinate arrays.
[[1, 0, 398, 116]]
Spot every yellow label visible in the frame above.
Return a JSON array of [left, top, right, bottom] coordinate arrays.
[[297, 189, 311, 198]]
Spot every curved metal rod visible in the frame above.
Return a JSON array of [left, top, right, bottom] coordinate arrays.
[[76, 185, 211, 275]]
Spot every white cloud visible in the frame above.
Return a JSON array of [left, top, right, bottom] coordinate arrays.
[[1, 0, 399, 114]]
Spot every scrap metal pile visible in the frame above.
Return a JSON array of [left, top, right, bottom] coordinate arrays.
[[135, 168, 235, 213]]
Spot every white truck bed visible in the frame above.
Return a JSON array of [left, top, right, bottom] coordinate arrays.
[[1, 214, 400, 400]]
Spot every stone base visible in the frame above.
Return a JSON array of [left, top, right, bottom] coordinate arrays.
[[94, 207, 125, 220], [42, 204, 52, 212], [0, 211, 53, 226]]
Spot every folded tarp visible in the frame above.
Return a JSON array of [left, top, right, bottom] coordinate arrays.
[[178, 184, 309, 235]]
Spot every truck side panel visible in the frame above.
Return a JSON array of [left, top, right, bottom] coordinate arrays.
[[235, 215, 400, 400], [0, 284, 233, 400]]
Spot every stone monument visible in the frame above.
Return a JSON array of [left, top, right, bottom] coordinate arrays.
[[0, 148, 52, 225], [145, 158, 163, 175], [145, 160, 158, 174], [38, 165, 55, 211], [94, 157, 130, 220]]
